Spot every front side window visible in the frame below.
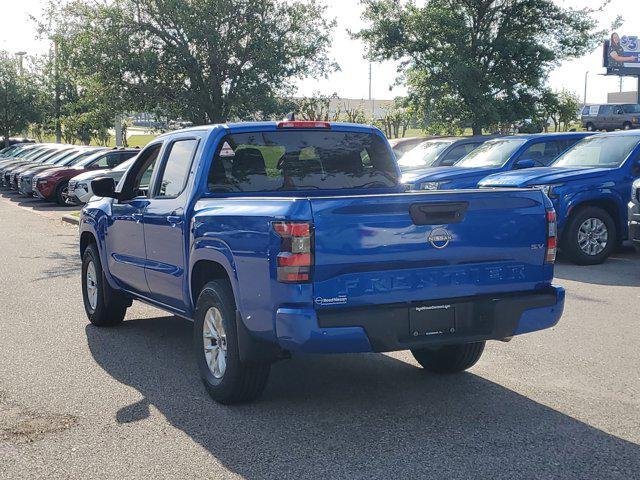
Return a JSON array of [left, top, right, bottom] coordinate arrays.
[[156, 139, 199, 197], [455, 139, 528, 168], [208, 130, 398, 192], [622, 104, 640, 114], [553, 136, 640, 168]]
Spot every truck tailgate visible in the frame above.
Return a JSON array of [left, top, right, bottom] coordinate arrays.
[[309, 189, 551, 309]]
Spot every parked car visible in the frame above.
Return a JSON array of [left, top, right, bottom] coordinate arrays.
[[397, 136, 497, 172], [480, 131, 640, 264], [8, 146, 87, 190], [33, 148, 139, 204], [2, 145, 73, 188], [67, 155, 137, 204], [79, 121, 564, 404], [17, 147, 108, 196], [581, 104, 640, 132], [0, 143, 41, 162], [388, 136, 430, 159], [402, 132, 593, 190], [629, 178, 640, 247]]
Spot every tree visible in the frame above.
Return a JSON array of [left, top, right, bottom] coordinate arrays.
[[356, 0, 606, 135], [295, 92, 339, 121], [557, 90, 581, 131], [53, 0, 336, 124], [0, 52, 41, 146]]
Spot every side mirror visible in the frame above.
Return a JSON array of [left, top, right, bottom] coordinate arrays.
[[515, 158, 536, 169], [91, 177, 117, 198]]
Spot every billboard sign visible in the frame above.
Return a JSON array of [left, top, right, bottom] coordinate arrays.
[[604, 33, 640, 76]]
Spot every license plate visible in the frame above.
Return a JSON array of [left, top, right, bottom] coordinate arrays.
[[409, 304, 455, 337]]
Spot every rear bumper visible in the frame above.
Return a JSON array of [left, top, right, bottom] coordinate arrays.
[[275, 286, 565, 353]]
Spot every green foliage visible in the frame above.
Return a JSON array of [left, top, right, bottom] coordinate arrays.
[[52, 0, 336, 124], [295, 92, 339, 121], [0, 52, 41, 145], [356, 0, 606, 134], [376, 97, 415, 138]]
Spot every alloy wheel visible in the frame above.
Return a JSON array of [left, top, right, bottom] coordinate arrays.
[[86, 260, 98, 311], [577, 217, 608, 256], [203, 307, 228, 379]]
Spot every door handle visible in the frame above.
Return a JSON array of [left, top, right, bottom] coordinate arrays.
[[131, 213, 143, 223], [166, 215, 183, 226]]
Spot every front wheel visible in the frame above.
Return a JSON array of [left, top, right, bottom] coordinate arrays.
[[411, 342, 485, 373], [194, 280, 271, 404], [562, 206, 616, 265], [55, 181, 69, 205], [623, 122, 632, 130], [585, 122, 596, 132], [82, 243, 128, 326]]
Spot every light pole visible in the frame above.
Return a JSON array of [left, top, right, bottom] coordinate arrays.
[[15, 51, 26, 75], [583, 70, 589, 107]]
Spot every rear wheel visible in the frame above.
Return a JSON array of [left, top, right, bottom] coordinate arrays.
[[82, 243, 128, 326], [55, 181, 69, 205], [194, 280, 271, 404], [562, 206, 616, 265], [411, 342, 485, 373]]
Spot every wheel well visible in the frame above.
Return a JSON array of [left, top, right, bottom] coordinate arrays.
[[190, 260, 232, 306], [570, 200, 622, 237], [80, 231, 97, 256]]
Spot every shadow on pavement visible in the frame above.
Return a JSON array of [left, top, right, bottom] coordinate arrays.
[[555, 248, 640, 287], [1, 190, 79, 212], [86, 316, 639, 479]]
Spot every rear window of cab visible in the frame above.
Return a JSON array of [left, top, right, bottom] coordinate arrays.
[[207, 130, 398, 192]]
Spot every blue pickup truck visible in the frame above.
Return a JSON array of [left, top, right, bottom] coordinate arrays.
[[480, 131, 640, 264], [79, 121, 565, 404], [402, 133, 592, 190]]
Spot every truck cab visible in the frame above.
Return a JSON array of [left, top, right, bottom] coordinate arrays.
[[79, 122, 565, 404], [402, 133, 592, 191], [480, 131, 640, 264]]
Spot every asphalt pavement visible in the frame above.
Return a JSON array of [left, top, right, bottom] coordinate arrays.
[[0, 195, 639, 479]]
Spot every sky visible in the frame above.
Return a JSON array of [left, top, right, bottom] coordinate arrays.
[[2, 0, 640, 103]]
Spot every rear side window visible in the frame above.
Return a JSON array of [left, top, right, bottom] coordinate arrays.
[[517, 141, 560, 166], [155, 139, 199, 198], [208, 131, 398, 192], [441, 142, 481, 163]]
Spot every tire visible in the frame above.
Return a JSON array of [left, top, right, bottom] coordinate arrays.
[[412, 342, 485, 373], [562, 206, 616, 265], [82, 243, 128, 326], [55, 181, 69, 205], [623, 122, 632, 130], [585, 122, 595, 132], [194, 280, 270, 404]]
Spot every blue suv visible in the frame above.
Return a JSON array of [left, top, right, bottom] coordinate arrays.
[[402, 133, 592, 190], [480, 131, 640, 264]]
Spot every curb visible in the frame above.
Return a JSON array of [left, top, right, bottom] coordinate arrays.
[[62, 214, 79, 226]]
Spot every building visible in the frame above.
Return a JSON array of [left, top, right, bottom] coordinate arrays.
[[607, 91, 639, 103]]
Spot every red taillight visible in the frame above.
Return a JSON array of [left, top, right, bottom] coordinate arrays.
[[273, 221, 313, 283], [276, 121, 331, 129], [545, 209, 557, 264]]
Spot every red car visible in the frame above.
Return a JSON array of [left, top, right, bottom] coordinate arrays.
[[32, 148, 139, 204]]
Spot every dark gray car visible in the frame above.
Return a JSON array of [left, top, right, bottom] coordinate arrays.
[[581, 104, 640, 132]]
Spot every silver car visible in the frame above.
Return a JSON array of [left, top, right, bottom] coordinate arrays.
[[67, 156, 137, 204]]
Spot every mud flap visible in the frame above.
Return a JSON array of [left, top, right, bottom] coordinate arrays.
[[235, 311, 284, 364]]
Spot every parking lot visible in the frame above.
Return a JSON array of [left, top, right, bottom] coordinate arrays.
[[0, 193, 639, 479]]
